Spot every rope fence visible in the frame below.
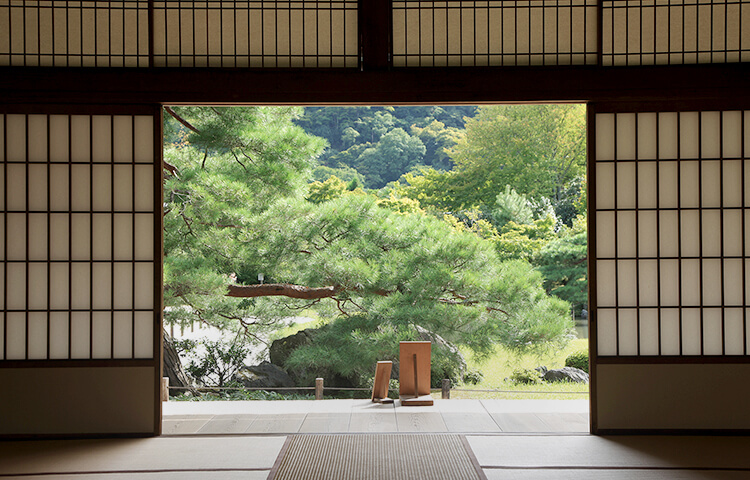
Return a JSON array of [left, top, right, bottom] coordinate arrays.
[[163, 377, 589, 401]]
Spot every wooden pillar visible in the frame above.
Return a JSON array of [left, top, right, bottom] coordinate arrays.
[[315, 378, 324, 400]]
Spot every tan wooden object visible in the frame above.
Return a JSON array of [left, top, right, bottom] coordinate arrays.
[[399, 341, 434, 406], [371, 361, 393, 403]]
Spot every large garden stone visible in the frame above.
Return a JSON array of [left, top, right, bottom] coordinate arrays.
[[543, 366, 589, 383], [234, 361, 295, 389]]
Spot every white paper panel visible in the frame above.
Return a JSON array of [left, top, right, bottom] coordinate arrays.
[[618, 309, 638, 355], [724, 308, 745, 355], [680, 112, 701, 159], [659, 211, 679, 257], [616, 114, 637, 160], [658, 161, 679, 208], [27, 115, 47, 162], [70, 116, 90, 162], [638, 211, 658, 258], [722, 160, 743, 207], [70, 263, 91, 310], [680, 161, 700, 208], [597, 309, 618, 356], [724, 258, 743, 306], [70, 164, 91, 211], [596, 162, 615, 210], [134, 214, 154, 261], [0, 215, 4, 261], [134, 263, 154, 309], [701, 160, 721, 208], [27, 313, 47, 360], [91, 312, 112, 359], [6, 313, 27, 360], [49, 312, 69, 359], [637, 113, 657, 160], [113, 116, 133, 163], [92, 165, 112, 211], [597, 260, 617, 307], [660, 308, 681, 355], [92, 263, 112, 310], [70, 312, 90, 359], [134, 165, 154, 211], [0, 168, 4, 210], [113, 165, 133, 211], [616, 211, 637, 257], [70, 214, 90, 260], [596, 211, 616, 258], [702, 259, 722, 306], [681, 309, 702, 355], [703, 308, 723, 355], [637, 161, 657, 208], [49, 115, 69, 163], [27, 263, 47, 310], [659, 260, 680, 307], [639, 309, 660, 355], [113, 263, 133, 310], [639, 260, 659, 306], [92, 213, 111, 261], [616, 162, 637, 209], [49, 164, 70, 211], [113, 312, 133, 359], [618, 260, 638, 306], [722, 111, 743, 159], [49, 263, 69, 310], [91, 116, 112, 163], [658, 112, 679, 159], [28, 163, 47, 210], [596, 114, 616, 161], [6, 262, 26, 310], [701, 210, 722, 257], [701, 111, 721, 159], [114, 214, 133, 261], [134, 312, 154, 359], [7, 213, 26, 261], [28, 213, 47, 261], [133, 116, 154, 163], [6, 163, 26, 211], [681, 259, 701, 306], [0, 264, 4, 310], [49, 214, 69, 261], [680, 210, 700, 257], [746, 160, 750, 207], [746, 112, 750, 157], [5, 115, 26, 161]]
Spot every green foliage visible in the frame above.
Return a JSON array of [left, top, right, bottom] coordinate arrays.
[[495, 216, 556, 262], [176, 336, 253, 387], [356, 128, 426, 188], [491, 185, 535, 228], [376, 193, 425, 215], [306, 175, 347, 204], [174, 389, 314, 401], [510, 368, 542, 385], [535, 217, 588, 311], [446, 104, 586, 211], [311, 164, 365, 185], [565, 350, 589, 373]]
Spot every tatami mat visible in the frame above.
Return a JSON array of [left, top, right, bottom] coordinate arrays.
[[269, 434, 486, 480], [0, 437, 285, 477], [483, 469, 750, 480], [468, 435, 750, 469]]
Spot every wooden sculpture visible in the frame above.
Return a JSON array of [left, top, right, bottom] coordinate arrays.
[[399, 341, 434, 406]]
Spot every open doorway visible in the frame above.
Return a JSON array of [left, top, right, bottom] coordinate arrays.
[[160, 104, 589, 434]]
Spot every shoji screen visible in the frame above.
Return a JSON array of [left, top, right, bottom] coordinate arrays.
[[601, 0, 750, 66], [392, 0, 599, 66], [152, 1, 359, 67], [590, 104, 750, 433], [0, 106, 162, 437]]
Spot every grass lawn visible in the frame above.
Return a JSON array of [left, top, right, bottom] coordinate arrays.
[[440, 338, 590, 400]]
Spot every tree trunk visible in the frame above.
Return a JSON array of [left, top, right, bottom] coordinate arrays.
[[163, 331, 198, 397]]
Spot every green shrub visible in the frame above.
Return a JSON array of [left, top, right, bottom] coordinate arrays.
[[565, 350, 589, 373], [509, 367, 542, 384], [462, 369, 484, 385]]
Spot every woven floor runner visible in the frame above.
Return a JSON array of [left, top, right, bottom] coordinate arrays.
[[269, 434, 486, 480]]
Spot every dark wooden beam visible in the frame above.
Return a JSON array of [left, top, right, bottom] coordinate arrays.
[[1, 64, 749, 106]]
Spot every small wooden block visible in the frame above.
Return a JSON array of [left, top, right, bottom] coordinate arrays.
[[400, 394, 434, 406], [371, 360, 393, 403]]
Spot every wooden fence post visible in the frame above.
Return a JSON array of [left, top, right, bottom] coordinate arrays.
[[442, 379, 451, 399], [315, 377, 324, 400], [161, 377, 170, 402]]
